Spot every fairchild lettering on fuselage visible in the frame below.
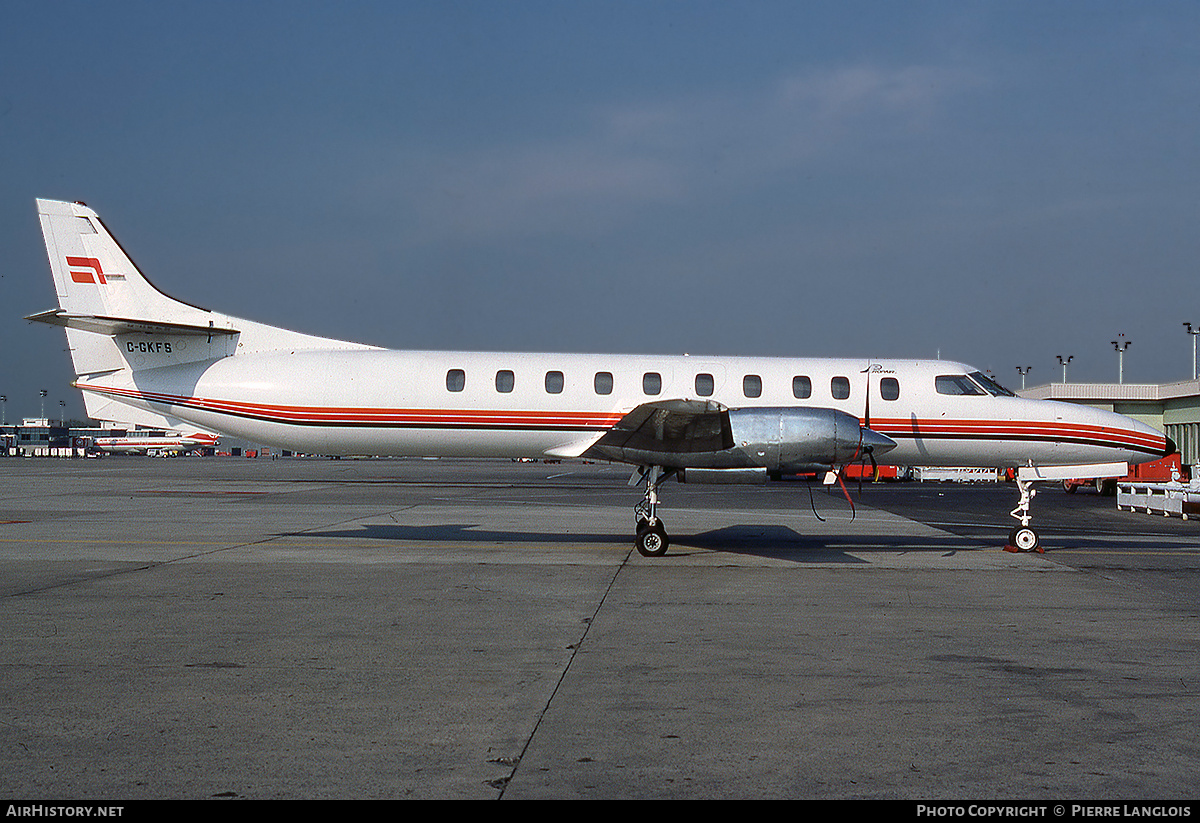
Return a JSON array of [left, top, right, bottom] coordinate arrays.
[[27, 198, 1173, 556]]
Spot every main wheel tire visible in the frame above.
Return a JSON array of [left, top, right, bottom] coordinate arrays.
[[1008, 526, 1040, 552], [635, 523, 670, 557]]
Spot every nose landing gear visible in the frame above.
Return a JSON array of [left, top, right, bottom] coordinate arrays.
[[1005, 476, 1043, 553]]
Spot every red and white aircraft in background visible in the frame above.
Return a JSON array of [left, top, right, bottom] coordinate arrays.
[[90, 428, 219, 456], [28, 199, 1173, 555]]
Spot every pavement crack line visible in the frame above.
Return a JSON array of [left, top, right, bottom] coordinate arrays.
[[2, 506, 423, 599], [496, 544, 635, 799], [3, 535, 285, 599]]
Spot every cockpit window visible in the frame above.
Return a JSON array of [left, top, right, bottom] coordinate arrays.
[[968, 371, 1017, 397], [935, 374, 986, 396]]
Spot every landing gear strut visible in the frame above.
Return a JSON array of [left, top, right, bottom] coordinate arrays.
[[1006, 476, 1043, 553], [634, 465, 675, 557]]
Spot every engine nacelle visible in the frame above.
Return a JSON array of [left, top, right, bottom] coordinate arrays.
[[726, 407, 893, 473], [583, 401, 895, 472]]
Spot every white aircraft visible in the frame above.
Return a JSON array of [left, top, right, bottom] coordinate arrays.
[[91, 428, 219, 456], [27, 199, 1173, 556]]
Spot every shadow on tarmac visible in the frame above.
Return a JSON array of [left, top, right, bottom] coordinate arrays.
[[283, 521, 1001, 562]]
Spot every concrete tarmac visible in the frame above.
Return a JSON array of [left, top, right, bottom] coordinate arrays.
[[1, 457, 1197, 799]]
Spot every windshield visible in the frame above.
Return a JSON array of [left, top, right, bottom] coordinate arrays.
[[935, 374, 986, 396], [968, 371, 1017, 397]]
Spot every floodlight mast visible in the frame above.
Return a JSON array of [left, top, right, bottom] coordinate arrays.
[[1184, 323, 1199, 380], [1111, 336, 1131, 384], [1056, 355, 1073, 384]]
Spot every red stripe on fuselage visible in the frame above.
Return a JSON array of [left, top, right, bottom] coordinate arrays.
[[865, 416, 1165, 453], [81, 385, 624, 430], [78, 385, 1167, 454]]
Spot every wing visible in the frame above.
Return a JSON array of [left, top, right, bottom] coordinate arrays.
[[583, 399, 735, 468]]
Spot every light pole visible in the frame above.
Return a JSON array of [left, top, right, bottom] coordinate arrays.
[[1016, 366, 1032, 390], [1111, 336, 1131, 384], [1056, 355, 1073, 384], [1185, 323, 1200, 380], [0, 395, 6, 427], [39, 390, 47, 423], [59, 400, 66, 427]]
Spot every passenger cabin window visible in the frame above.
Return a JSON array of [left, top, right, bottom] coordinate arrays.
[[936, 374, 986, 396], [594, 371, 613, 395], [495, 370, 514, 393], [695, 373, 714, 397], [446, 369, 465, 392], [643, 372, 662, 395], [880, 377, 900, 401], [793, 376, 812, 399], [831, 376, 850, 400], [545, 371, 564, 394], [743, 374, 762, 398]]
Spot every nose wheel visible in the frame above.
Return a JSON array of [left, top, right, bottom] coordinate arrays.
[[1007, 525, 1041, 553]]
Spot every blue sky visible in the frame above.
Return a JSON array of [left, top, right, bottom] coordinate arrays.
[[3, 1, 1199, 421]]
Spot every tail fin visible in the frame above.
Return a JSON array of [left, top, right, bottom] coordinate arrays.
[[29, 198, 377, 427], [33, 199, 233, 380], [37, 199, 214, 328], [32, 199, 375, 372]]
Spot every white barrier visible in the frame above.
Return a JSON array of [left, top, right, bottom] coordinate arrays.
[[1116, 481, 1200, 520], [915, 467, 1000, 482]]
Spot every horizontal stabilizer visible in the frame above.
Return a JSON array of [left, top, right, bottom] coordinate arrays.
[[26, 309, 239, 337]]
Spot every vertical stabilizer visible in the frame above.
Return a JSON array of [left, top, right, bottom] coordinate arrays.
[[33, 199, 377, 385], [31, 198, 379, 428], [38, 198, 214, 324], [36, 198, 227, 380]]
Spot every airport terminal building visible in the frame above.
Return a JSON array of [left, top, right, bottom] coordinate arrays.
[[0, 419, 229, 458], [0, 418, 112, 457]]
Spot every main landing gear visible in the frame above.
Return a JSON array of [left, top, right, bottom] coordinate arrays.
[[633, 465, 676, 557], [1006, 476, 1043, 553]]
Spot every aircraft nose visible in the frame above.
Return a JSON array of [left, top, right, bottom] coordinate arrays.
[[1164, 436, 1178, 457], [861, 427, 897, 457]]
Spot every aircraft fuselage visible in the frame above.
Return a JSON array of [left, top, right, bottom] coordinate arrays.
[[76, 348, 1167, 470]]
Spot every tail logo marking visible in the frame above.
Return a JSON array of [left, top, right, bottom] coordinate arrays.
[[67, 256, 107, 285]]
